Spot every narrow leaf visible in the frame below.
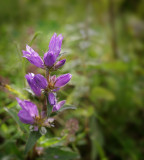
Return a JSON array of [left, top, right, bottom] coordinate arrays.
[[29, 32, 42, 46], [24, 131, 41, 154], [4, 107, 27, 132], [39, 136, 66, 147], [58, 105, 77, 113], [50, 105, 77, 116]]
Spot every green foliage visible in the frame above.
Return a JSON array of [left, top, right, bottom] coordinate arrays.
[[39, 136, 66, 147], [41, 147, 80, 160], [4, 107, 27, 132], [25, 132, 41, 154], [90, 87, 115, 102], [0, 0, 144, 159]]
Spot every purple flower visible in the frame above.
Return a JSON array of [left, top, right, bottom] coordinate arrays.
[[25, 73, 71, 102], [16, 98, 39, 124], [52, 100, 66, 112], [23, 33, 64, 69], [54, 59, 66, 70], [22, 45, 44, 68], [47, 73, 72, 92], [48, 92, 56, 105], [43, 51, 56, 67], [54, 73, 72, 88], [34, 74, 48, 89], [25, 73, 47, 96], [48, 33, 63, 58]]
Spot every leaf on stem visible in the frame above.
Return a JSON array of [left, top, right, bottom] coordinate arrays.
[[24, 131, 41, 154], [50, 105, 77, 116]]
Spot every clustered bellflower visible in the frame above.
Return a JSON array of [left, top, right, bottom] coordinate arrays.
[[22, 33, 65, 70], [17, 33, 72, 134]]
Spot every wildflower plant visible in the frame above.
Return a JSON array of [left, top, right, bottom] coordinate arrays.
[[6, 33, 77, 157]]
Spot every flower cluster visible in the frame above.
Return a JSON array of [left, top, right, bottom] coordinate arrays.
[[17, 33, 72, 134]]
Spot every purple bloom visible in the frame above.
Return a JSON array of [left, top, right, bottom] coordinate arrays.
[[23, 33, 63, 69], [43, 51, 56, 67], [48, 73, 72, 91], [54, 59, 66, 70], [22, 45, 44, 68], [43, 33, 63, 67], [52, 100, 66, 112], [55, 73, 72, 88], [16, 98, 39, 124], [34, 74, 48, 89], [25, 73, 47, 96], [49, 33, 63, 58], [25, 73, 71, 98], [48, 92, 56, 105]]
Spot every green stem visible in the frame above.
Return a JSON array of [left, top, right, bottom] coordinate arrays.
[[46, 93, 52, 117], [45, 68, 52, 117]]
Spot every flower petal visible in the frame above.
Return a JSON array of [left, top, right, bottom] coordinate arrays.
[[49, 33, 63, 58], [52, 100, 66, 112], [48, 92, 56, 105], [49, 33, 57, 51], [16, 98, 39, 117], [18, 109, 34, 124], [22, 45, 44, 68], [52, 88, 60, 92], [43, 51, 56, 67], [34, 74, 48, 89], [55, 73, 72, 88], [54, 59, 66, 70], [25, 73, 41, 96]]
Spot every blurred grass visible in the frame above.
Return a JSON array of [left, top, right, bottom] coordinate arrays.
[[0, 0, 144, 160]]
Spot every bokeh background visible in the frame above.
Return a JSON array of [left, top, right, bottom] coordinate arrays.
[[0, 0, 144, 160]]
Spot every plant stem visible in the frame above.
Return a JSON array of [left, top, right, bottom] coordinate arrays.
[[46, 68, 50, 83], [45, 67, 52, 117], [46, 94, 52, 117]]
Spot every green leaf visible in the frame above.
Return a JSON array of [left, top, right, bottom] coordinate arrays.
[[29, 31, 42, 46], [50, 105, 77, 116], [4, 107, 27, 132], [42, 147, 80, 160], [39, 136, 66, 147], [58, 105, 77, 112], [89, 115, 107, 160], [24, 131, 41, 154], [90, 87, 115, 102]]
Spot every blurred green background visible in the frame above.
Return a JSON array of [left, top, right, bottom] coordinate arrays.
[[0, 0, 144, 160]]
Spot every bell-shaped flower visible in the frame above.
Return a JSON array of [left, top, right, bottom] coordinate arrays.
[[48, 33, 63, 58], [16, 98, 39, 124], [48, 73, 72, 92], [53, 59, 66, 70], [25, 73, 48, 96], [48, 92, 56, 105], [22, 45, 44, 68], [52, 100, 66, 112], [25, 73, 72, 100], [43, 51, 56, 67], [54, 73, 72, 88], [23, 33, 64, 69]]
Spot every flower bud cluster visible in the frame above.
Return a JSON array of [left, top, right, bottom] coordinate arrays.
[[17, 33, 72, 134]]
